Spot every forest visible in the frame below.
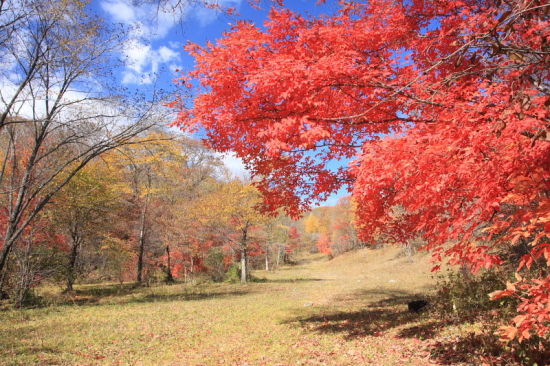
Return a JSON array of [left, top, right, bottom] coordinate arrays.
[[0, 0, 548, 365]]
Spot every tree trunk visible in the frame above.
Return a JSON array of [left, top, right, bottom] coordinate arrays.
[[240, 246, 247, 284], [14, 237, 33, 307], [240, 223, 249, 284], [406, 240, 414, 263], [136, 195, 149, 284], [460, 265, 471, 280], [65, 235, 81, 292], [0, 130, 39, 276], [276, 245, 281, 268], [165, 245, 174, 283], [246, 250, 250, 281], [0, 227, 16, 276], [0, 248, 11, 295], [265, 249, 269, 271]]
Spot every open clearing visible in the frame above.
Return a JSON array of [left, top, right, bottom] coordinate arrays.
[[0, 247, 475, 365]]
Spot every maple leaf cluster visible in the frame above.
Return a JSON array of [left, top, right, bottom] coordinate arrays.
[[174, 0, 549, 341]]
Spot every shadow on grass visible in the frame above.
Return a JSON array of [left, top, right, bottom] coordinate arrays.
[[289, 308, 431, 340], [13, 283, 254, 308], [286, 289, 435, 340], [397, 321, 447, 339], [428, 333, 503, 365], [0, 324, 58, 357], [261, 278, 327, 283], [427, 332, 550, 365], [355, 288, 422, 306], [285, 288, 542, 365], [9, 275, 328, 309], [128, 289, 250, 304], [73, 283, 137, 297]]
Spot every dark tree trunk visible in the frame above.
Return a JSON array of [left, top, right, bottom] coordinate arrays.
[[0, 247, 11, 295], [65, 234, 81, 292], [165, 245, 174, 283], [0, 227, 15, 277], [240, 223, 249, 284], [136, 195, 149, 284]]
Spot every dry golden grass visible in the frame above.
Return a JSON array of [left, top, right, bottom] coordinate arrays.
[[0, 246, 473, 365]]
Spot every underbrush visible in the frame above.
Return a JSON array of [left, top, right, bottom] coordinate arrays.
[[430, 269, 549, 365], [224, 264, 268, 283]]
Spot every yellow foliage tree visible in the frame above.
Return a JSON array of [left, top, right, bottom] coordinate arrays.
[[193, 180, 266, 283]]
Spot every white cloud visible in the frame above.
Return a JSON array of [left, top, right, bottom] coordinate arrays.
[[100, 0, 243, 85], [100, 0, 186, 84], [100, 0, 183, 40], [220, 152, 249, 179], [121, 71, 153, 85], [158, 46, 179, 63], [100, 0, 135, 24], [123, 39, 151, 73], [0, 76, 118, 124], [119, 41, 181, 85]]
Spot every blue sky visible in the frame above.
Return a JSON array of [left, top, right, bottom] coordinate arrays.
[[92, 0, 348, 206]]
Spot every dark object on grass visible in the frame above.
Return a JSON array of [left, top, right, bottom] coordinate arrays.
[[408, 300, 428, 312]]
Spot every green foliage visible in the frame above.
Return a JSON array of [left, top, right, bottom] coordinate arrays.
[[432, 269, 516, 319], [205, 248, 226, 282], [248, 276, 267, 283], [430, 269, 549, 364], [224, 263, 241, 283], [98, 235, 133, 284], [222, 263, 265, 283], [145, 267, 166, 286], [10, 288, 42, 308]]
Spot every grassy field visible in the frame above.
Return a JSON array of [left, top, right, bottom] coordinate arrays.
[[0, 247, 481, 365]]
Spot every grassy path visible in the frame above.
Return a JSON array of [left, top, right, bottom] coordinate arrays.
[[0, 247, 465, 365]]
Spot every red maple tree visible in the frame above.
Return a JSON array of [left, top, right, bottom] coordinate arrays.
[[316, 233, 333, 258], [172, 0, 549, 341]]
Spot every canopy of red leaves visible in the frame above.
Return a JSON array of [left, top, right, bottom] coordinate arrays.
[[173, 0, 549, 341]]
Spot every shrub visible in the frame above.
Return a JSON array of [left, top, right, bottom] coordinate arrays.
[[431, 268, 549, 365], [225, 264, 241, 283], [432, 269, 516, 319], [205, 248, 226, 282], [144, 267, 166, 286]]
